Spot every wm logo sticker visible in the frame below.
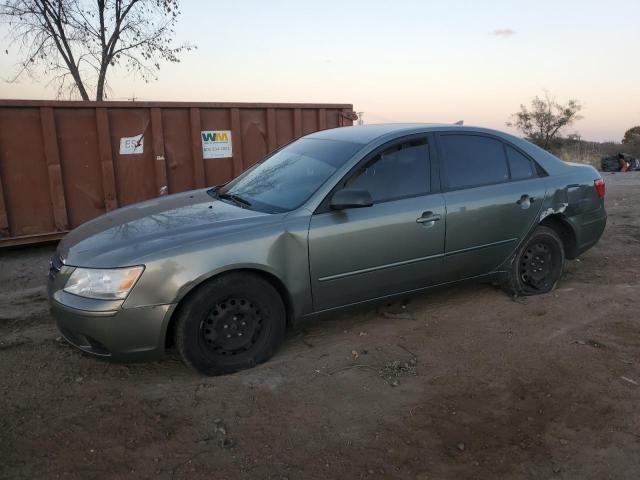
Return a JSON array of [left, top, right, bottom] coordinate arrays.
[[201, 132, 229, 142], [201, 130, 233, 159]]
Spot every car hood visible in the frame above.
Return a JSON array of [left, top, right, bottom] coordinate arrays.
[[58, 189, 273, 267]]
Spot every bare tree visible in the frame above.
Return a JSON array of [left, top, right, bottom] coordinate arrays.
[[1, 0, 194, 100], [507, 92, 582, 149]]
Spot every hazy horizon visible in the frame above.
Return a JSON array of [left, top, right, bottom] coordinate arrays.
[[1, 0, 638, 142]]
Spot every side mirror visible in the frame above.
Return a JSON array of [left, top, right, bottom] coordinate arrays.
[[330, 188, 373, 210]]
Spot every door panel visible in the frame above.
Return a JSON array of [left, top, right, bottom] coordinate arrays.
[[309, 194, 446, 311], [437, 132, 548, 280], [443, 178, 546, 279]]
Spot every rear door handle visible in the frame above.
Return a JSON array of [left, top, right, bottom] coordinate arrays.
[[416, 211, 442, 225], [516, 194, 535, 209]]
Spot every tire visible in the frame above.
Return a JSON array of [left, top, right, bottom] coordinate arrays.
[[503, 225, 565, 297], [174, 272, 286, 376]]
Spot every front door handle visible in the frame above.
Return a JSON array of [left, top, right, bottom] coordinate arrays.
[[516, 194, 535, 209], [416, 211, 442, 225]]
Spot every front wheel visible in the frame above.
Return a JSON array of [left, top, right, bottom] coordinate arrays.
[[174, 272, 286, 375], [504, 225, 565, 296]]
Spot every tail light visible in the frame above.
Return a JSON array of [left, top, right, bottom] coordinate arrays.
[[594, 178, 605, 198]]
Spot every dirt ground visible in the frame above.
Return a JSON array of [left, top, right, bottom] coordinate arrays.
[[1, 172, 639, 480]]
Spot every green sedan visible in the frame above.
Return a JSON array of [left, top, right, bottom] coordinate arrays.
[[48, 124, 607, 375]]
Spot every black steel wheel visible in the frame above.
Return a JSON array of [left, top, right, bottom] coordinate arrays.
[[200, 297, 264, 356], [519, 241, 556, 291], [174, 273, 286, 376], [504, 225, 565, 296]]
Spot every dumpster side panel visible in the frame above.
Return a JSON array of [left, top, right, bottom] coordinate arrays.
[[0, 101, 355, 246]]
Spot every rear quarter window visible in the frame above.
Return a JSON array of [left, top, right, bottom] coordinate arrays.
[[506, 145, 535, 180]]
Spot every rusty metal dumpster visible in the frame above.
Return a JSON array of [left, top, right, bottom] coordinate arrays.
[[0, 100, 356, 247]]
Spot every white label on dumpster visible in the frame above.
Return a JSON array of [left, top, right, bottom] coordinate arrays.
[[201, 130, 233, 159], [119, 134, 144, 155]]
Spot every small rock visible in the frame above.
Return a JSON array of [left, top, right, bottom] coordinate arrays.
[[391, 380, 399, 387], [213, 418, 222, 424], [75, 376, 83, 383], [457, 442, 465, 452], [351, 350, 360, 360], [553, 467, 561, 474]]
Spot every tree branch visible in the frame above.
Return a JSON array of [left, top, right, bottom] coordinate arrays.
[[1, 0, 191, 100]]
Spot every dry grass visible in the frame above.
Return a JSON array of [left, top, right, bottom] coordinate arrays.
[[554, 148, 601, 168], [551, 140, 640, 169]]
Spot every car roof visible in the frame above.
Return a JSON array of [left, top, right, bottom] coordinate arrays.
[[306, 123, 518, 145], [306, 123, 570, 176]]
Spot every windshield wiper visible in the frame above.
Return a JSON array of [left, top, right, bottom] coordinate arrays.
[[217, 192, 252, 208]]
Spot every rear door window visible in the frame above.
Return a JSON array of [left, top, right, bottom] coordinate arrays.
[[440, 134, 509, 189]]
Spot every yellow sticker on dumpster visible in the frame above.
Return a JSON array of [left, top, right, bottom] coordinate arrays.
[[201, 130, 233, 159]]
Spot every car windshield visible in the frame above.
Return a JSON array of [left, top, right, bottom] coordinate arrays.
[[216, 138, 361, 212]]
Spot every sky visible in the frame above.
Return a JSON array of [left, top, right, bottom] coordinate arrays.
[[1, 0, 638, 142]]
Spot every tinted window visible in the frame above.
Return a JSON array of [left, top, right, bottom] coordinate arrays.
[[506, 145, 534, 180], [220, 138, 361, 212], [441, 135, 509, 189], [347, 138, 429, 202]]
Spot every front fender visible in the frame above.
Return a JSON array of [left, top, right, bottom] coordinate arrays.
[[122, 215, 313, 321]]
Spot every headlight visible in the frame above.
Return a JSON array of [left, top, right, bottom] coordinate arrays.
[[63, 266, 144, 300]]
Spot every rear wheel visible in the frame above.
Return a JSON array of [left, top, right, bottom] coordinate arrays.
[[174, 272, 286, 375], [504, 226, 565, 296]]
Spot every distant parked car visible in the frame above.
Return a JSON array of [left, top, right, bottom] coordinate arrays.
[[48, 124, 607, 375]]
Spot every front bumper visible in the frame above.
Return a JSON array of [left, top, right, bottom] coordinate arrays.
[[48, 261, 176, 362], [50, 296, 175, 362]]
